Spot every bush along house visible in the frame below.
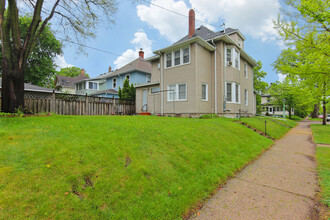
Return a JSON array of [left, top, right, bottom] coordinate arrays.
[[135, 9, 257, 117], [75, 49, 152, 98]]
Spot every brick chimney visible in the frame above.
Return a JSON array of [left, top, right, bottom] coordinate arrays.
[[189, 9, 195, 37], [81, 68, 85, 75], [108, 66, 112, 72], [139, 48, 144, 59]]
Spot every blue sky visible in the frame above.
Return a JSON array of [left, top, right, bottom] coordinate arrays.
[[55, 0, 285, 83]]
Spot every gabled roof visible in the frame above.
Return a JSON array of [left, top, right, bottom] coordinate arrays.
[[98, 57, 151, 79], [174, 26, 242, 45], [55, 74, 89, 88], [0, 77, 57, 93]]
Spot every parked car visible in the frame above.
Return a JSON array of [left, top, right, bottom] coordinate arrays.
[[327, 114, 330, 122]]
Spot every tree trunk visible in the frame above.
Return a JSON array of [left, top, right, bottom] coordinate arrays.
[[322, 98, 326, 125], [288, 107, 292, 119], [311, 103, 319, 118], [1, 70, 25, 113]]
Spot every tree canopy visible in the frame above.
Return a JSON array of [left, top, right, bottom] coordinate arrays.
[[273, 0, 330, 124], [57, 67, 89, 78], [253, 61, 269, 114], [0, 0, 118, 113]]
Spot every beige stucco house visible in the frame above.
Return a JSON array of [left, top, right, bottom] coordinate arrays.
[[135, 9, 257, 117]]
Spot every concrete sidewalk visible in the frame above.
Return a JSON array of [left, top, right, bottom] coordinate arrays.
[[192, 120, 319, 220]]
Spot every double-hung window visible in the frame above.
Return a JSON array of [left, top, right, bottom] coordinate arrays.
[[89, 82, 98, 90], [226, 47, 240, 69], [113, 78, 117, 89], [167, 83, 187, 101], [245, 89, 248, 106], [244, 63, 248, 78], [183, 47, 189, 64], [226, 48, 232, 64], [226, 83, 232, 102], [165, 47, 190, 68], [146, 74, 151, 83], [166, 53, 172, 68], [202, 83, 208, 101], [226, 82, 240, 103], [174, 50, 181, 66], [125, 74, 130, 82]]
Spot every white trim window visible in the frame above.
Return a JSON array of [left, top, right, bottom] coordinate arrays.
[[183, 47, 189, 64], [113, 78, 117, 89], [244, 63, 248, 78], [238, 37, 243, 48], [245, 89, 248, 106], [226, 47, 240, 69], [202, 83, 208, 101], [88, 82, 98, 90], [125, 74, 130, 82], [166, 53, 172, 68], [167, 83, 187, 101], [146, 74, 151, 83], [226, 82, 240, 103], [164, 46, 190, 69]]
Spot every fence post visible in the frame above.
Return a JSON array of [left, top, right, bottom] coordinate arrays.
[[85, 93, 89, 115], [51, 90, 56, 113]]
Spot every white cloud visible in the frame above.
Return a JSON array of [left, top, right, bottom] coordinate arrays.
[[54, 55, 74, 70], [113, 31, 153, 69], [137, 0, 281, 43], [277, 73, 286, 82], [137, 0, 189, 42]]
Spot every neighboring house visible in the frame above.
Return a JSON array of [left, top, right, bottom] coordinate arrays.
[[0, 77, 59, 95], [135, 9, 257, 117], [54, 69, 89, 94], [75, 50, 151, 98], [260, 94, 294, 116]]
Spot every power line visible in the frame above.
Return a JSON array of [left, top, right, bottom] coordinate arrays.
[[58, 37, 136, 59], [142, 0, 225, 29]]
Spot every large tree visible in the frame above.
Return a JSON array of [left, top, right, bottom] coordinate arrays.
[[274, 0, 330, 124], [0, 16, 62, 87], [0, 0, 117, 113], [253, 61, 269, 114], [57, 66, 89, 78]]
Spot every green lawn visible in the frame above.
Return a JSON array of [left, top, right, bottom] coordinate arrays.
[[311, 124, 330, 144], [240, 117, 295, 139], [0, 116, 273, 219], [311, 124, 330, 207], [316, 147, 330, 207]]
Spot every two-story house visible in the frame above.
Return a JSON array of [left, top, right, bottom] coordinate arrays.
[[261, 94, 294, 116], [54, 69, 89, 94], [135, 9, 257, 117], [75, 50, 151, 98]]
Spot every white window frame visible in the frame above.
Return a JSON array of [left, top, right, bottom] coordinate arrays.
[[167, 83, 187, 102], [113, 77, 117, 89], [146, 74, 151, 83], [88, 81, 98, 90], [245, 89, 248, 106], [225, 46, 240, 70], [244, 63, 248, 78], [125, 74, 130, 82], [202, 83, 208, 101], [164, 46, 190, 69], [225, 82, 240, 104], [238, 37, 243, 48]]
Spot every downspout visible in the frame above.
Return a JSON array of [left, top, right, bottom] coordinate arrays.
[[156, 51, 164, 115], [211, 39, 217, 114], [223, 42, 226, 112]]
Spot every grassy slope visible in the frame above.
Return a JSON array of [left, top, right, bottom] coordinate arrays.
[[311, 124, 330, 144], [240, 117, 293, 139], [311, 124, 330, 207], [0, 116, 273, 219]]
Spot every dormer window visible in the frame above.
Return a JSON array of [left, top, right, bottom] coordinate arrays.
[[88, 82, 98, 90], [183, 47, 189, 64], [174, 50, 180, 66], [238, 38, 243, 48]]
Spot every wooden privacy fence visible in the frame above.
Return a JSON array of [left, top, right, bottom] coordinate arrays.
[[0, 91, 135, 115]]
